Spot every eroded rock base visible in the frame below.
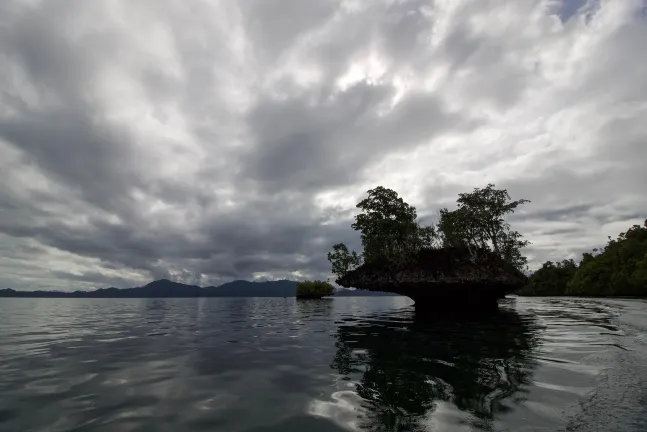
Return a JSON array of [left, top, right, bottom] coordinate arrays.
[[411, 294, 500, 316]]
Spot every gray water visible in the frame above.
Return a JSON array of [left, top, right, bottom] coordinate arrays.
[[0, 297, 645, 432]]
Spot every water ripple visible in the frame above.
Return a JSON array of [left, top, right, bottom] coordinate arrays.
[[0, 297, 645, 431]]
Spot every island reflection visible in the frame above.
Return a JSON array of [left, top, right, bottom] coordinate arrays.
[[295, 298, 334, 320], [329, 302, 541, 431]]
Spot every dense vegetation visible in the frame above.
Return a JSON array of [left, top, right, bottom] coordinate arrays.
[[295, 280, 334, 298], [437, 184, 530, 270], [327, 184, 531, 279], [521, 221, 647, 297], [518, 259, 578, 296]]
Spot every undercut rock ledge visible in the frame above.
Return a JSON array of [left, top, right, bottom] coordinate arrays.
[[336, 247, 528, 312]]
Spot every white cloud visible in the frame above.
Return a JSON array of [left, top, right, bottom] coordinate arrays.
[[0, 0, 645, 290]]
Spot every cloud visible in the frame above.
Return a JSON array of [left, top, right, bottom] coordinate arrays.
[[0, 0, 645, 290]]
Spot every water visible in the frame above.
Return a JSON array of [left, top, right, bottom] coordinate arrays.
[[0, 297, 645, 432]]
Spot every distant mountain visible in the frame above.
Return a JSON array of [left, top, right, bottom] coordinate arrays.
[[0, 279, 401, 298], [204, 280, 297, 297]]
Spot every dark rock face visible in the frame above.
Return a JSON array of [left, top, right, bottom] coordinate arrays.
[[336, 247, 528, 311]]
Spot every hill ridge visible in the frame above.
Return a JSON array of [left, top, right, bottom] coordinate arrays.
[[0, 279, 399, 298]]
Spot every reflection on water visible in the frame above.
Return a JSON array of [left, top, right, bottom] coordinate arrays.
[[0, 297, 645, 431], [295, 298, 334, 320], [329, 304, 541, 431]]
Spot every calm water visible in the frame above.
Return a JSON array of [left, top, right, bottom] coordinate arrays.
[[0, 297, 646, 432]]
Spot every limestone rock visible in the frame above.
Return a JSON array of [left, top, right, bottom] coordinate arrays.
[[336, 247, 528, 310]]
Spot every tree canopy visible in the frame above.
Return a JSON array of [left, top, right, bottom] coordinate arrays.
[[518, 259, 578, 296], [437, 184, 531, 270], [521, 220, 647, 297], [295, 280, 334, 298], [326, 243, 362, 280], [566, 221, 647, 296], [326, 186, 436, 279], [351, 186, 439, 264], [327, 184, 530, 279]]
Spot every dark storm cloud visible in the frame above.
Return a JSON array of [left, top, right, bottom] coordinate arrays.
[[0, 0, 645, 290], [0, 8, 142, 200], [239, 0, 339, 61], [513, 204, 595, 223], [554, 0, 598, 22], [242, 83, 481, 192], [0, 110, 144, 215], [48, 270, 142, 290]]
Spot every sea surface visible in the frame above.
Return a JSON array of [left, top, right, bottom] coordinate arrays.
[[0, 296, 646, 432]]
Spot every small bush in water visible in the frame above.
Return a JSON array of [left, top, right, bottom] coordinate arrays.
[[296, 280, 334, 298]]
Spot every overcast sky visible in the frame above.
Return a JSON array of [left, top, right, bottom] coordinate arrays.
[[1, 0, 645, 291]]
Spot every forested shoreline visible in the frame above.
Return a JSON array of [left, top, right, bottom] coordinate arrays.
[[519, 220, 647, 297]]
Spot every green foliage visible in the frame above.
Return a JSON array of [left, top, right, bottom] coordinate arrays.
[[520, 259, 578, 296], [351, 186, 428, 264], [295, 280, 335, 298], [327, 243, 362, 280], [437, 184, 530, 270], [566, 221, 647, 296], [519, 220, 647, 297], [327, 184, 531, 279], [327, 186, 440, 277]]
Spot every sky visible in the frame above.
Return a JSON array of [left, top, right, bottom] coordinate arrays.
[[0, 0, 646, 291]]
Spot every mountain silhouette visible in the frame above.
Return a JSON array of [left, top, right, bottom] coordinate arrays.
[[0, 279, 399, 298]]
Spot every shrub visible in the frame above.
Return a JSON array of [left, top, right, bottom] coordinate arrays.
[[296, 280, 334, 298]]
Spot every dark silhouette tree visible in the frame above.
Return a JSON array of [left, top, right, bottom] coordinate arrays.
[[437, 184, 530, 270], [567, 222, 647, 296], [520, 259, 578, 296], [519, 220, 647, 297], [327, 186, 438, 277], [327, 243, 362, 280], [351, 186, 433, 264]]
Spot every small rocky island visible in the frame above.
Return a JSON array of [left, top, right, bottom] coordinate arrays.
[[295, 280, 334, 299], [327, 184, 531, 312], [336, 247, 527, 310]]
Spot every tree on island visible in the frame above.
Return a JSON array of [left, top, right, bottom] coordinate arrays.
[[437, 184, 531, 271], [295, 280, 334, 299], [327, 184, 531, 280], [326, 186, 438, 280], [327, 243, 363, 281]]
